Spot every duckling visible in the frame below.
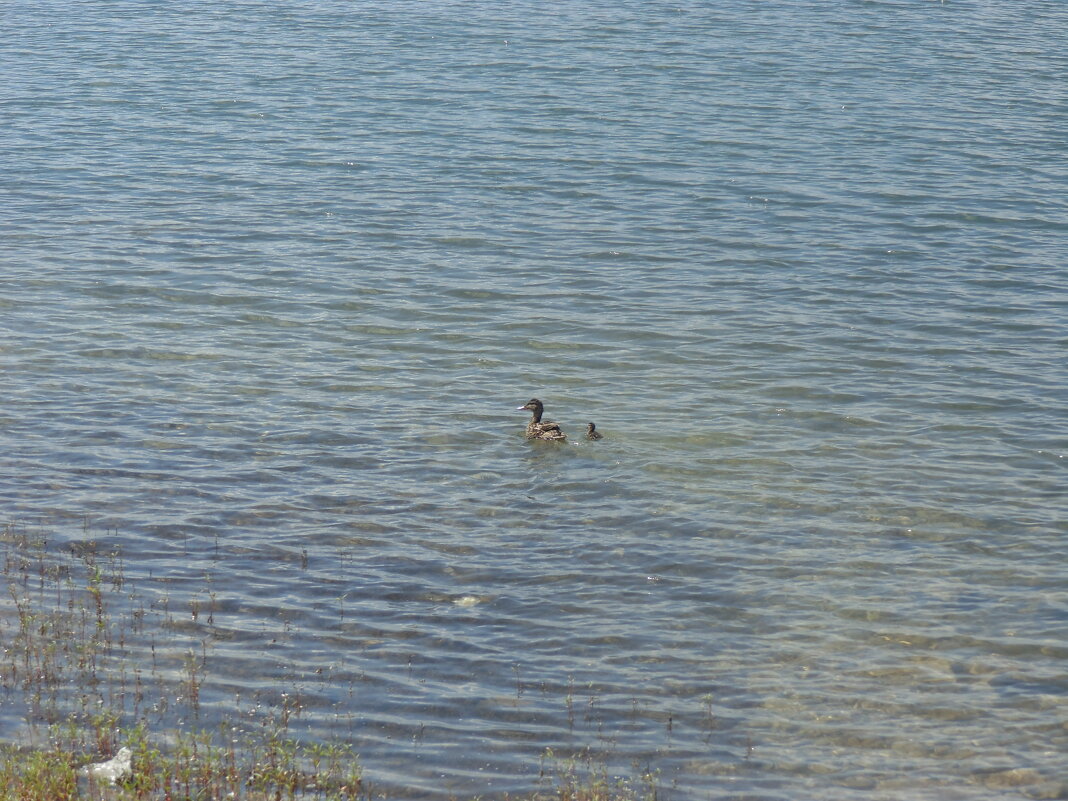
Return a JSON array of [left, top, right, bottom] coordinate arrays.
[[517, 398, 566, 441], [585, 422, 603, 440]]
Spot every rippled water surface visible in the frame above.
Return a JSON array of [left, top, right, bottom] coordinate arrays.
[[2, 1, 1067, 798]]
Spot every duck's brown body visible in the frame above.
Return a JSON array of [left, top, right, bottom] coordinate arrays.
[[518, 398, 567, 441]]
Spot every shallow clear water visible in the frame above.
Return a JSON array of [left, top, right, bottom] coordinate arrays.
[[2, 0, 1067, 797]]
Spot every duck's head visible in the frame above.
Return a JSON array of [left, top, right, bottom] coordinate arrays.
[[586, 422, 596, 432], [518, 398, 544, 414]]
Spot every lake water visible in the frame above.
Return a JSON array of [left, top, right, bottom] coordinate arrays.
[[2, 1, 1066, 798]]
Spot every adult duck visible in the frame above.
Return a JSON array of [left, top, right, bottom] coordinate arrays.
[[517, 398, 566, 441]]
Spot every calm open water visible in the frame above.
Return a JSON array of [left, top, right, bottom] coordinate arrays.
[[2, 1, 1067, 798]]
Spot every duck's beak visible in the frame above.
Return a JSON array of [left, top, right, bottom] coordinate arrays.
[[516, 405, 527, 410]]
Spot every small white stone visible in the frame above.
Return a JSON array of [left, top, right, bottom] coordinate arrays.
[[81, 746, 132, 784]]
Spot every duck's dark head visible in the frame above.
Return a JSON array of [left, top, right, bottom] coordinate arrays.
[[586, 422, 596, 433], [518, 398, 543, 413]]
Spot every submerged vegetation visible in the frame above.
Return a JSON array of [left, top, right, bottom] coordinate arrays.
[[0, 522, 658, 800]]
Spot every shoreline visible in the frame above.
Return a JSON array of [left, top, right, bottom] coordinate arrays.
[[0, 522, 656, 800]]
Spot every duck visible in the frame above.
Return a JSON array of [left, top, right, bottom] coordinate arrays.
[[517, 398, 567, 441], [585, 422, 603, 440]]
